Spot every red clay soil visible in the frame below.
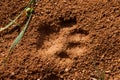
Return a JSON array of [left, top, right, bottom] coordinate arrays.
[[0, 0, 120, 80]]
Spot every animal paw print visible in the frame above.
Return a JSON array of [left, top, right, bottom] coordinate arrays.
[[55, 25, 90, 59], [37, 16, 90, 66], [66, 27, 89, 58]]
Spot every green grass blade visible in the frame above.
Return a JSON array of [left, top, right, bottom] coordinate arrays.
[[0, 0, 35, 32], [100, 71, 105, 80], [9, 13, 32, 53], [30, 0, 36, 5], [0, 12, 23, 32], [0, 0, 35, 66]]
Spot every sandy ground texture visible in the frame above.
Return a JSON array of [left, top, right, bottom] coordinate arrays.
[[0, 0, 120, 80]]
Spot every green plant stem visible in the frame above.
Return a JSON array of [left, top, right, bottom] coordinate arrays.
[[0, 0, 36, 66], [9, 14, 32, 53], [2, 13, 32, 65], [0, 0, 36, 32], [0, 12, 22, 32]]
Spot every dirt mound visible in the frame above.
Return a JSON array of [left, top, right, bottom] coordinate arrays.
[[0, 0, 120, 80]]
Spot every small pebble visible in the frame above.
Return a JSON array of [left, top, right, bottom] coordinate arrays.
[[65, 68, 69, 72], [11, 72, 15, 75], [105, 70, 111, 74], [91, 78, 97, 80], [25, 69, 28, 73], [63, 0, 66, 3]]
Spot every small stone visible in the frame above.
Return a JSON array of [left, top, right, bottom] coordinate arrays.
[[105, 70, 111, 74], [46, 10, 51, 14], [60, 75, 63, 78], [63, 0, 66, 3], [91, 78, 97, 80], [25, 69, 28, 73], [65, 68, 69, 72], [40, 11, 44, 15], [1, 53, 5, 57], [11, 72, 15, 75]]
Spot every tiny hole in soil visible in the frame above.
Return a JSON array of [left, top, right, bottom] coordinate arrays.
[[73, 56, 79, 60], [56, 51, 69, 58], [71, 28, 89, 35], [59, 16, 77, 27], [67, 42, 81, 49], [60, 70, 65, 74], [44, 74, 63, 80], [95, 62, 100, 66], [10, 76, 16, 79]]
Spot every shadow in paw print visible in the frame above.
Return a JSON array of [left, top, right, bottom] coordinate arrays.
[[59, 16, 77, 27], [36, 23, 59, 49], [71, 28, 89, 35], [67, 42, 81, 49], [44, 74, 63, 80], [55, 51, 69, 58]]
